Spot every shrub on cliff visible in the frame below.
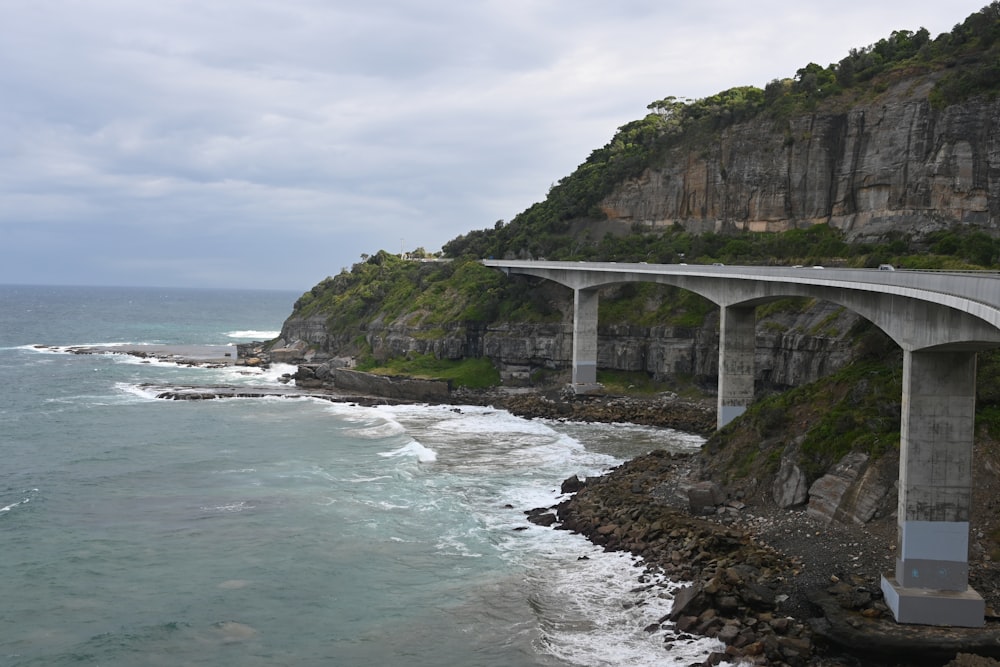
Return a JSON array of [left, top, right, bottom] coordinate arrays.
[[443, 4, 1000, 264], [292, 253, 559, 334], [703, 353, 904, 486]]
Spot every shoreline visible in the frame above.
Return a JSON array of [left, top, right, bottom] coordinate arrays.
[[38, 343, 240, 367], [538, 451, 1000, 667], [52, 344, 1000, 665]]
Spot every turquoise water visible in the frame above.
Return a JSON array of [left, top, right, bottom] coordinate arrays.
[[0, 285, 719, 666]]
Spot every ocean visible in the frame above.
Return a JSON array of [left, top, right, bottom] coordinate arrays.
[[0, 284, 721, 667]]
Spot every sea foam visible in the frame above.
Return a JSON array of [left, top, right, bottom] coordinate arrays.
[[226, 330, 280, 339], [1, 489, 38, 514], [379, 440, 438, 463], [532, 550, 728, 666]]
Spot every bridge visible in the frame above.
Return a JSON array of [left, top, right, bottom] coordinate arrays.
[[484, 259, 1000, 628]]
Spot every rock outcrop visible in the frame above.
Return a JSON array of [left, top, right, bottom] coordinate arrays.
[[292, 364, 452, 402], [599, 77, 998, 240], [806, 452, 895, 525], [276, 297, 863, 396], [543, 449, 1000, 666], [266, 77, 1000, 400]]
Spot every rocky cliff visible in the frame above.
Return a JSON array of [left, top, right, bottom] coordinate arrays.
[[266, 24, 1000, 418], [276, 294, 862, 392], [599, 76, 998, 240], [274, 68, 998, 396]]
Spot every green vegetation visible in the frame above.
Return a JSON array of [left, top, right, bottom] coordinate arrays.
[[356, 354, 501, 389], [287, 5, 1000, 460], [712, 357, 904, 482], [292, 252, 559, 339], [596, 370, 670, 396], [593, 370, 707, 400], [977, 349, 1000, 438], [705, 345, 1000, 486], [444, 4, 1000, 263], [597, 282, 714, 328]]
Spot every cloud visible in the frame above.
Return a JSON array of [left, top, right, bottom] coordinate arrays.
[[0, 0, 988, 289]]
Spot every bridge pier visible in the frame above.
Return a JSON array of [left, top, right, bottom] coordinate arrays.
[[880, 349, 985, 627], [571, 288, 601, 392], [718, 305, 756, 428], [486, 259, 1000, 628]]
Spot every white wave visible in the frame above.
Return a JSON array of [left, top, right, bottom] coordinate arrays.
[[344, 475, 393, 484], [1, 497, 30, 512], [204, 362, 297, 386], [226, 330, 280, 340], [375, 500, 412, 510], [1, 489, 39, 514], [15, 343, 58, 353], [557, 418, 707, 445], [436, 534, 484, 558], [115, 383, 162, 400], [200, 501, 256, 513], [322, 401, 386, 422], [380, 403, 557, 438], [379, 440, 438, 463], [323, 403, 413, 442], [23, 342, 153, 354], [533, 550, 728, 666], [349, 421, 407, 439]]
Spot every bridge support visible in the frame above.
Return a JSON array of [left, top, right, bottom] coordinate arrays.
[[881, 349, 984, 627], [571, 288, 602, 393], [718, 305, 756, 428]]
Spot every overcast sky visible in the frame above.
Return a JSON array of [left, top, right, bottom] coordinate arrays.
[[0, 1, 988, 291]]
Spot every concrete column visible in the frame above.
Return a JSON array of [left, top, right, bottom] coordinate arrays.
[[717, 305, 756, 428], [572, 288, 600, 388], [881, 350, 984, 627]]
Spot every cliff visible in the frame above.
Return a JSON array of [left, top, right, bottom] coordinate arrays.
[[268, 5, 1000, 439], [276, 294, 862, 391], [598, 76, 998, 240]]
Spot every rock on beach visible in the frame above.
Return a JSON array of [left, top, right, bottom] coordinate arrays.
[[537, 449, 1000, 667]]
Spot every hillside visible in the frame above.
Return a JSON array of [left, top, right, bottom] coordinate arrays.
[[248, 8, 1000, 662], [445, 2, 1000, 261], [281, 4, 1000, 357], [267, 4, 1000, 492]]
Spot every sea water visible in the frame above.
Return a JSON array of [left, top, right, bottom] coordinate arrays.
[[0, 284, 724, 666]]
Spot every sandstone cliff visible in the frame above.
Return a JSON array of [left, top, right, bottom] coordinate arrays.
[[272, 32, 999, 407], [277, 294, 861, 392], [599, 76, 998, 240]]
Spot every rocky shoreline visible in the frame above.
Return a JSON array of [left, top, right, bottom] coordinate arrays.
[[469, 388, 718, 435], [279, 359, 1000, 665], [528, 450, 1000, 667]]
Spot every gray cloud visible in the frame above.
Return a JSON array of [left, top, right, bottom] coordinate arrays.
[[0, 0, 985, 289]]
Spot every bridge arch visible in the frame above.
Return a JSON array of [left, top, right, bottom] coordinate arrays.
[[495, 267, 1000, 352], [485, 259, 1000, 628]]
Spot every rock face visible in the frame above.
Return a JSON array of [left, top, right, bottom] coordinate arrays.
[[773, 457, 809, 509], [599, 78, 998, 240], [552, 450, 817, 666], [806, 452, 895, 525], [292, 364, 452, 402], [265, 84, 1000, 397], [277, 298, 863, 394]]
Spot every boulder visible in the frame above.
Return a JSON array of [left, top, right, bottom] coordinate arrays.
[[806, 452, 869, 523], [772, 457, 809, 508], [270, 339, 309, 363], [561, 475, 586, 494], [688, 481, 726, 515], [327, 368, 452, 402]]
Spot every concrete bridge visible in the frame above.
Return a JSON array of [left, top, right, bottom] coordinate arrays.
[[484, 259, 1000, 628]]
